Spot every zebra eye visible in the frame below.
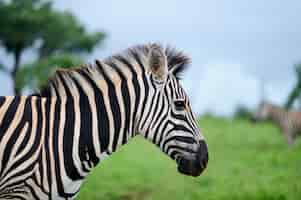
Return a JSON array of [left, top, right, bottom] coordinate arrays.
[[174, 100, 186, 111]]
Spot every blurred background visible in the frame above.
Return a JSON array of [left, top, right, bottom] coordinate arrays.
[[0, 0, 300, 200], [2, 0, 301, 116]]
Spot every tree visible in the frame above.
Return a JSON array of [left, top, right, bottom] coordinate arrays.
[[0, 0, 105, 94], [285, 63, 301, 109], [0, 0, 50, 94], [16, 54, 83, 93], [233, 104, 253, 120]]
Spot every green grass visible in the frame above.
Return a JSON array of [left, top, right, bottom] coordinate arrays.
[[77, 117, 301, 200]]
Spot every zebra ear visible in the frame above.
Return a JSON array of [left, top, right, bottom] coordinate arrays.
[[148, 44, 168, 84]]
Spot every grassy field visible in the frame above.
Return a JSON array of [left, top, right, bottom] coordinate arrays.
[[77, 117, 301, 200]]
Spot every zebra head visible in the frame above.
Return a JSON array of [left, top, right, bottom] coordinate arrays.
[[252, 101, 271, 122], [137, 44, 208, 177]]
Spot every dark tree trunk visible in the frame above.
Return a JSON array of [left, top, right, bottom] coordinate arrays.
[[11, 47, 22, 95], [39, 45, 53, 60]]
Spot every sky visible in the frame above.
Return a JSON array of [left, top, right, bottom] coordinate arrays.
[[0, 0, 300, 116]]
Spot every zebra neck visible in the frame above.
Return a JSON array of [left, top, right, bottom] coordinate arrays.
[[43, 91, 137, 197], [49, 72, 139, 163], [55, 92, 135, 163], [37, 79, 139, 197], [39, 60, 149, 170]]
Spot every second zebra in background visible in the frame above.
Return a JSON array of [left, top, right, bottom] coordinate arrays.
[[252, 101, 301, 145]]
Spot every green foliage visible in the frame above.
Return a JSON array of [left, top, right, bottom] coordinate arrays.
[[0, 0, 105, 55], [0, 0, 106, 94], [16, 54, 83, 92], [0, 0, 50, 53], [285, 63, 301, 109], [233, 104, 253, 119], [76, 117, 301, 200], [38, 10, 106, 57]]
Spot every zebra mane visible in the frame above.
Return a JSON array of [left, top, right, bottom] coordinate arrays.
[[38, 43, 190, 97], [105, 43, 191, 78], [165, 46, 191, 79]]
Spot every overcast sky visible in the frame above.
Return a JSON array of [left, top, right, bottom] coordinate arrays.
[[0, 0, 300, 115]]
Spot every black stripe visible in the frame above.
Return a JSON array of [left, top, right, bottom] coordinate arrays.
[[109, 63, 131, 144], [141, 90, 158, 138], [51, 87, 66, 197], [0, 97, 20, 142], [152, 98, 168, 144], [1, 98, 30, 175], [166, 145, 197, 154], [44, 98, 52, 197], [69, 75, 98, 171], [162, 128, 194, 151], [167, 80, 175, 100], [59, 74, 85, 180], [32, 168, 48, 194], [12, 99, 43, 167], [151, 95, 164, 143], [97, 64, 122, 152], [0, 96, 5, 107], [170, 150, 181, 160], [2, 151, 38, 189], [50, 86, 78, 198], [157, 119, 169, 147], [78, 70, 110, 153], [129, 51, 150, 133], [1, 98, 43, 179], [16, 98, 33, 155], [114, 56, 141, 136], [164, 135, 196, 146], [25, 181, 41, 200], [164, 77, 172, 103]]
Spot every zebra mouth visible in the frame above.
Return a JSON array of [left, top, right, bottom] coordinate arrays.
[[177, 156, 206, 177], [176, 141, 208, 177]]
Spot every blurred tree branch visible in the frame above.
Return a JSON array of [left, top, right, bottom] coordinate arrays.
[[285, 63, 301, 109], [38, 10, 106, 58], [0, 0, 106, 95], [0, 61, 10, 75], [16, 54, 83, 92]]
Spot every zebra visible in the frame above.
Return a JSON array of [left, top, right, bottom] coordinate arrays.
[[0, 43, 208, 199], [252, 101, 301, 145]]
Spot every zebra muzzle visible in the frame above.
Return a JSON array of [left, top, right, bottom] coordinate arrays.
[[177, 141, 208, 177]]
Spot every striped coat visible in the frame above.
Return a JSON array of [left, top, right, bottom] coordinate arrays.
[[0, 43, 208, 199]]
